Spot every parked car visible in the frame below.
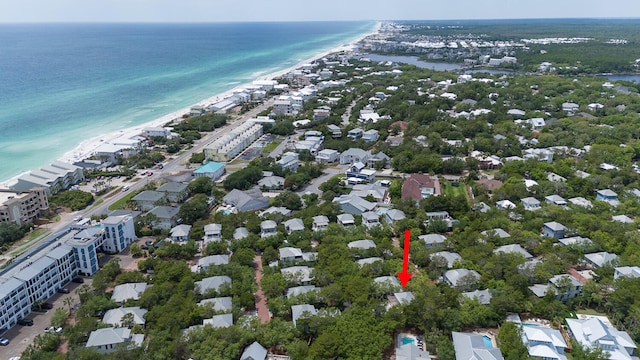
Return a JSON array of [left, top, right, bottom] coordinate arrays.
[[41, 302, 54, 310], [18, 318, 34, 326], [0, 337, 9, 346], [45, 326, 63, 334], [57, 288, 70, 294], [72, 277, 84, 284]]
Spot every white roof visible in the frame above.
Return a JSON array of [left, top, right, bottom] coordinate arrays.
[[102, 307, 148, 326], [111, 283, 148, 302], [348, 239, 376, 249]]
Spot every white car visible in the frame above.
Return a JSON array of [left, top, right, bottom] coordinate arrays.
[[44, 326, 62, 334]]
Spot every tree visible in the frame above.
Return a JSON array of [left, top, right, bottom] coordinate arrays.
[[272, 192, 303, 210], [63, 296, 74, 313], [188, 176, 213, 195], [130, 243, 143, 257], [0, 222, 26, 246], [178, 194, 210, 224], [497, 321, 530, 359], [121, 313, 135, 328]]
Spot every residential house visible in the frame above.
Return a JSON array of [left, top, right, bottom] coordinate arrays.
[[547, 172, 567, 182], [315, 149, 339, 164], [443, 269, 481, 290], [452, 332, 504, 360], [281, 266, 314, 285], [614, 266, 640, 280], [233, 227, 249, 240], [362, 129, 379, 142], [368, 152, 390, 169], [357, 257, 383, 267], [348, 239, 377, 250], [420, 234, 447, 249], [521, 325, 568, 360], [333, 194, 376, 215], [584, 252, 619, 268], [494, 244, 533, 259], [279, 247, 303, 265], [203, 223, 222, 243], [566, 315, 637, 360], [562, 102, 579, 113], [374, 276, 401, 292], [347, 128, 364, 140], [545, 194, 568, 207], [395, 340, 430, 360], [258, 176, 285, 191], [284, 218, 305, 234], [286, 285, 320, 299], [596, 189, 620, 206], [203, 313, 234, 329], [195, 276, 231, 295], [169, 224, 192, 242], [529, 274, 582, 301], [543, 221, 567, 239], [361, 211, 380, 229], [326, 124, 342, 138], [142, 127, 171, 138], [568, 197, 593, 208], [198, 297, 233, 312], [156, 182, 189, 203], [430, 251, 461, 268], [337, 213, 356, 227], [612, 214, 634, 223], [223, 189, 269, 212], [240, 341, 268, 360], [148, 206, 180, 230], [277, 152, 300, 173], [291, 304, 317, 327], [313, 106, 331, 120], [461, 289, 492, 305], [102, 307, 148, 327], [193, 162, 225, 180], [259, 206, 291, 218], [425, 211, 456, 229], [86, 327, 144, 354], [312, 215, 329, 231], [132, 191, 166, 211], [351, 181, 388, 203], [402, 174, 439, 201], [481, 228, 510, 239], [345, 162, 376, 184], [496, 199, 516, 210], [112, 283, 148, 303], [385, 209, 406, 224], [193, 255, 229, 272], [521, 197, 541, 211], [557, 236, 593, 247], [339, 148, 370, 165], [260, 220, 278, 238], [588, 103, 604, 111]]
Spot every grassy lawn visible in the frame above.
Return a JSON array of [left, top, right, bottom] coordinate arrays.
[[442, 181, 467, 198], [28, 228, 48, 241], [262, 140, 281, 154], [108, 191, 137, 211]]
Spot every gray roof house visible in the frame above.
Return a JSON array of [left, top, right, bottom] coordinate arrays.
[[170, 224, 192, 242], [420, 233, 447, 248], [148, 206, 180, 230], [223, 188, 269, 212], [337, 213, 356, 227], [240, 341, 268, 360], [452, 331, 504, 360], [258, 176, 285, 190], [385, 209, 406, 224], [357, 257, 383, 267], [112, 283, 148, 303], [361, 211, 381, 229], [521, 197, 541, 211], [584, 252, 619, 268], [233, 227, 249, 240], [542, 221, 566, 239], [494, 244, 533, 259], [132, 190, 166, 211], [545, 194, 568, 207], [566, 315, 637, 360], [195, 276, 231, 294], [193, 255, 230, 272], [291, 304, 317, 327], [260, 220, 278, 238], [102, 307, 148, 327], [203, 223, 222, 243], [203, 313, 233, 329], [312, 215, 330, 231], [198, 297, 233, 312], [614, 266, 640, 280], [374, 276, 401, 291], [430, 251, 462, 268], [348, 239, 377, 250], [286, 285, 320, 299], [443, 269, 480, 289], [568, 196, 593, 208], [284, 218, 305, 234], [339, 148, 371, 165], [521, 325, 567, 360], [333, 194, 376, 215], [156, 182, 189, 203], [461, 289, 493, 305], [481, 228, 510, 239], [529, 274, 582, 302], [86, 327, 144, 354], [281, 266, 314, 285], [279, 247, 303, 264]]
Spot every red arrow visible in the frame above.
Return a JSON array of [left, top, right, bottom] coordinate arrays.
[[397, 229, 412, 288]]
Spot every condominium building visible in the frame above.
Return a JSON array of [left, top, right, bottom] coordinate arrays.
[[10, 161, 85, 195], [0, 187, 49, 225], [204, 121, 263, 162]]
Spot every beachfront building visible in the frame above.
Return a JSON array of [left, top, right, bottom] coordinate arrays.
[[0, 215, 137, 330], [11, 161, 85, 195], [142, 127, 172, 138], [0, 187, 49, 225], [204, 121, 263, 162]]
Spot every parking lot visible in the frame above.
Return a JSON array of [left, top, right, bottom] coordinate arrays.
[[0, 279, 86, 359]]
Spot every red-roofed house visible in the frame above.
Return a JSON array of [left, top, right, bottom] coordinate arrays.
[[402, 174, 441, 201]]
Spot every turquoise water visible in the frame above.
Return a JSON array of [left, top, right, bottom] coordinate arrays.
[[482, 335, 493, 348], [402, 337, 415, 345], [0, 22, 376, 182]]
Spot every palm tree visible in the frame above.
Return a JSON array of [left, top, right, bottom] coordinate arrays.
[[63, 296, 74, 313]]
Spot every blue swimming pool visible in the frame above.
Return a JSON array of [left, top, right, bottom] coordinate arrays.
[[402, 337, 415, 345], [482, 335, 493, 348]]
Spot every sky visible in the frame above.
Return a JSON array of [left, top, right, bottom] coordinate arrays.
[[0, 0, 638, 23]]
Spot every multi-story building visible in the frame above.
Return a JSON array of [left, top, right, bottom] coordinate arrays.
[[10, 161, 84, 195], [204, 121, 263, 162], [102, 215, 136, 253], [0, 187, 49, 225]]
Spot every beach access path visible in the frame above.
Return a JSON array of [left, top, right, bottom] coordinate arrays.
[[253, 255, 271, 323]]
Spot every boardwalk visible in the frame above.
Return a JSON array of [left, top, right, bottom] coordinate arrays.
[[253, 255, 271, 323]]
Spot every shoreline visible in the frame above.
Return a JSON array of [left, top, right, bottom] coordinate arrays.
[[1, 23, 380, 188]]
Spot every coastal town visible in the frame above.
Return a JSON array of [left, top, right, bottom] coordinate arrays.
[[2, 20, 640, 360]]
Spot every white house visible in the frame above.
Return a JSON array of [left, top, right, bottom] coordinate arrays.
[[86, 327, 144, 354]]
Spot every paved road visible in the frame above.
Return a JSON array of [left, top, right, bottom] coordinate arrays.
[[297, 167, 343, 196]]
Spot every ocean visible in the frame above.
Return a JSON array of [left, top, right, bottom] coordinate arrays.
[[0, 21, 376, 183]]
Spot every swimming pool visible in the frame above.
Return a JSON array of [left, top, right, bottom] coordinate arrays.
[[482, 335, 493, 348], [402, 337, 415, 345]]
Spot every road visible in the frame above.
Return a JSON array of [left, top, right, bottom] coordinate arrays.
[[296, 167, 343, 196]]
